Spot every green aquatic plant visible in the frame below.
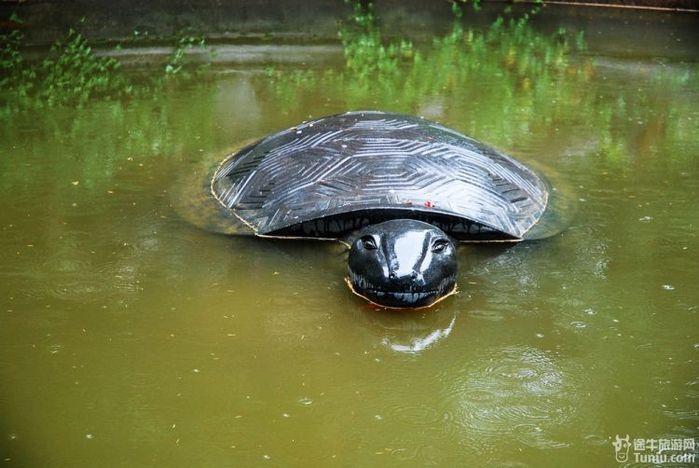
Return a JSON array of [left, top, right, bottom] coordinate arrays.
[[164, 33, 208, 78], [263, 0, 587, 148], [338, 0, 414, 79], [0, 28, 135, 109], [0, 26, 210, 112], [37, 29, 133, 107], [454, 0, 482, 13], [260, 0, 697, 167], [0, 30, 28, 94]]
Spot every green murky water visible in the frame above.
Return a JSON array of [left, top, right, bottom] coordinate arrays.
[[1, 9, 698, 467]]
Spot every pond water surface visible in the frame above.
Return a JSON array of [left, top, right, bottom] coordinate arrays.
[[1, 8, 698, 467]]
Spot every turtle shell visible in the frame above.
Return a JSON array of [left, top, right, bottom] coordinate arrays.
[[211, 111, 548, 241]]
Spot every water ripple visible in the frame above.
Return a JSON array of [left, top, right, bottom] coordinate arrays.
[[439, 345, 576, 450], [386, 403, 448, 428]]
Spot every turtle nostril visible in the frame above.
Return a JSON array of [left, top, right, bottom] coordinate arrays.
[[410, 271, 418, 280]]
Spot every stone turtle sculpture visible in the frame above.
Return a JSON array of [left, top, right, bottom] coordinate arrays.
[[203, 111, 558, 308]]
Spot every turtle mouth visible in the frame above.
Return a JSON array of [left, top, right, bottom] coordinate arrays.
[[346, 272, 456, 309]]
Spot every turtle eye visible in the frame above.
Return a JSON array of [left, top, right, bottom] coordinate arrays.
[[431, 239, 450, 253], [360, 236, 378, 250]]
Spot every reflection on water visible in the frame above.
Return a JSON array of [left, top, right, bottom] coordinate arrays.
[[382, 316, 457, 354], [363, 307, 458, 354], [1, 4, 698, 467]]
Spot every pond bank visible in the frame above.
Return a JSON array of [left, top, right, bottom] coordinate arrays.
[[2, 0, 697, 48]]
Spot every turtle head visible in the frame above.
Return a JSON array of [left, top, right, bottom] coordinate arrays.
[[346, 219, 457, 309]]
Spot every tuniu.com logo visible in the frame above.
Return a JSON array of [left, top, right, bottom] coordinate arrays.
[[612, 434, 632, 463], [612, 434, 696, 464]]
